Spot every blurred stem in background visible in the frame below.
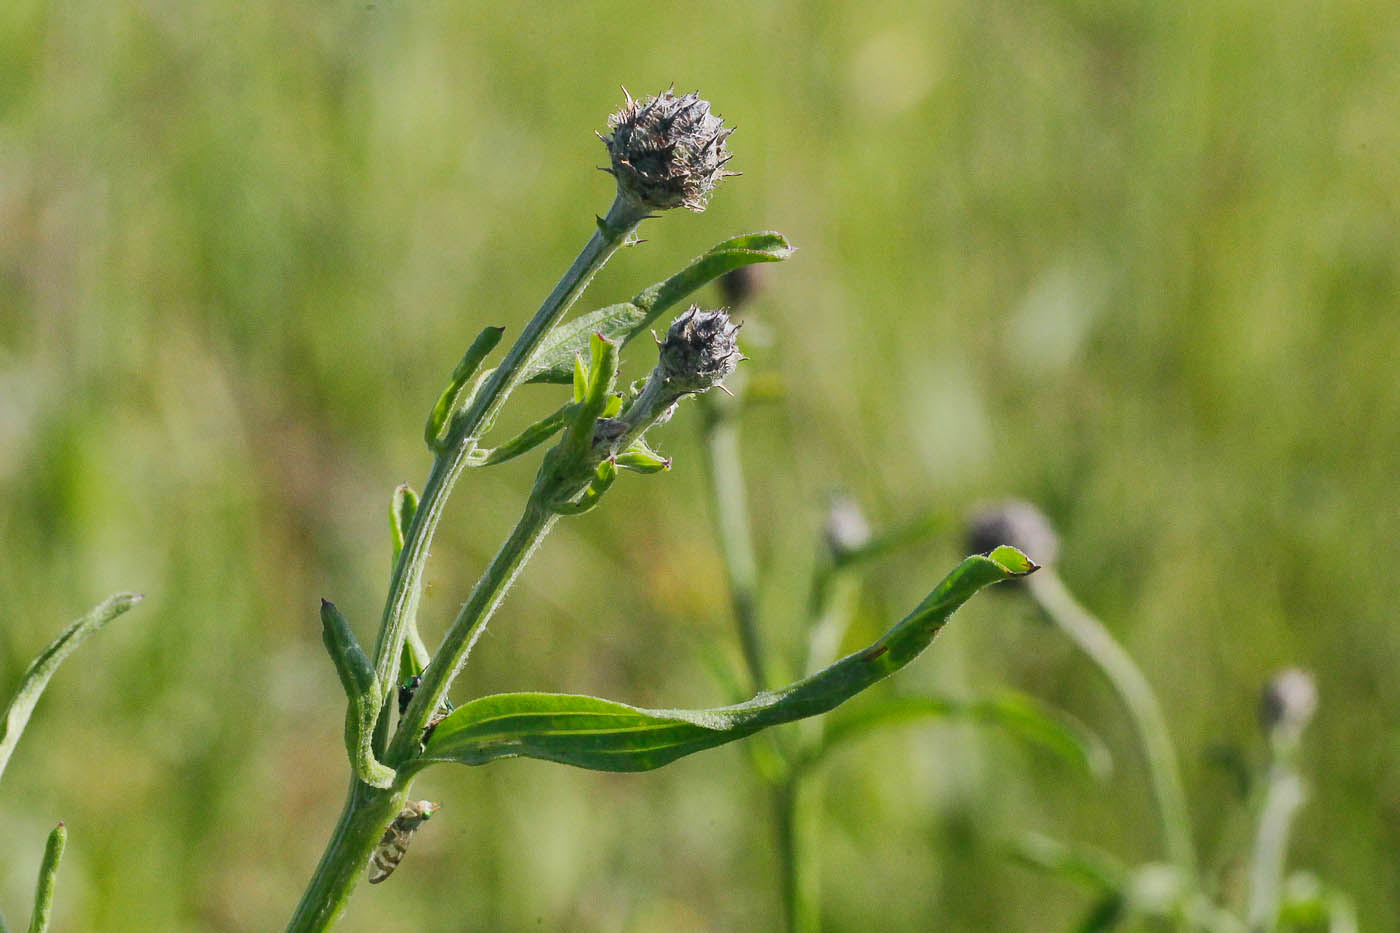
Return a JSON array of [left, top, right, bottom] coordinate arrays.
[[1025, 568, 1198, 887], [1247, 670, 1315, 933], [701, 394, 767, 692]]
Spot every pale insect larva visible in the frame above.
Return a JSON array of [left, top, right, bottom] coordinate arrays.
[[368, 800, 440, 884]]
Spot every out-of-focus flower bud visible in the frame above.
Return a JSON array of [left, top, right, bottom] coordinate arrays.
[[1260, 668, 1317, 741], [965, 500, 1061, 568], [719, 264, 764, 309], [824, 492, 872, 562]]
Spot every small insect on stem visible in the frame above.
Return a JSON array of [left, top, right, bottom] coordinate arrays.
[[368, 800, 441, 884], [398, 674, 455, 745]]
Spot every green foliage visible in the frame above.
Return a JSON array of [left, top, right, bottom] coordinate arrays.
[[3, 2, 1395, 928], [519, 232, 793, 385], [27, 822, 66, 933], [417, 549, 1032, 773], [0, 594, 142, 784], [318, 600, 393, 788]]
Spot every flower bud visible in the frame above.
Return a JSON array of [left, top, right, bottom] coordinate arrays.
[[1260, 668, 1317, 740], [602, 88, 734, 212], [965, 500, 1061, 567], [719, 264, 764, 309], [824, 491, 872, 561], [656, 306, 743, 397]]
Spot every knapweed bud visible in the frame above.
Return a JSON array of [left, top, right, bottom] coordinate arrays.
[[656, 306, 743, 397], [1260, 668, 1317, 740], [824, 491, 872, 561], [719, 264, 764, 309], [603, 88, 734, 212], [965, 500, 1061, 567]]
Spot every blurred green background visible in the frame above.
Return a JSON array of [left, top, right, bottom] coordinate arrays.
[[2, 0, 1397, 929]]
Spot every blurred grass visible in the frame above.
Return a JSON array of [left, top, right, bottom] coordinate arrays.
[[1, 0, 1397, 929]]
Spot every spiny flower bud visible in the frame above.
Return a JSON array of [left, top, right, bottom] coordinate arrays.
[[602, 88, 734, 213], [656, 306, 743, 396], [965, 500, 1061, 567]]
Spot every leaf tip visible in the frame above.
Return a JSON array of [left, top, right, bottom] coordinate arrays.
[[988, 545, 1039, 576]]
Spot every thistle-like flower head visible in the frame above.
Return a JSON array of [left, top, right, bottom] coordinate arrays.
[[656, 306, 743, 396], [603, 88, 734, 212]]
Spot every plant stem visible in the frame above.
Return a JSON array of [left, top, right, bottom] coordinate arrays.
[[700, 395, 821, 931], [370, 196, 646, 712], [775, 777, 823, 933], [290, 198, 643, 931], [1027, 569, 1198, 883], [27, 822, 65, 933], [286, 780, 407, 933], [1246, 764, 1306, 932], [700, 396, 766, 691], [388, 502, 558, 765]]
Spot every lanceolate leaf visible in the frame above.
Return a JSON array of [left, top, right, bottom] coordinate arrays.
[[0, 593, 142, 785], [518, 232, 793, 386], [415, 547, 1035, 773]]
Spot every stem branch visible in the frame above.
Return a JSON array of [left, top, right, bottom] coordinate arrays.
[[290, 197, 643, 931]]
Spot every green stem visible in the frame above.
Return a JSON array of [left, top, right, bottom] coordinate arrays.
[[388, 502, 558, 765], [1246, 763, 1305, 932], [775, 777, 822, 933], [286, 780, 407, 933], [27, 822, 66, 933], [290, 198, 643, 931], [370, 196, 646, 712], [700, 397, 766, 690], [1027, 570, 1197, 883]]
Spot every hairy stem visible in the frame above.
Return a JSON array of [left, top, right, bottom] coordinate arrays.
[[370, 195, 646, 712], [290, 198, 643, 931], [1027, 570, 1197, 883], [388, 502, 558, 764], [286, 780, 407, 933]]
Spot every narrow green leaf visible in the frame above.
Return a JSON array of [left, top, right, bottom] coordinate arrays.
[[519, 232, 793, 385], [561, 335, 619, 459], [416, 549, 1033, 773], [549, 460, 617, 516], [319, 600, 394, 788], [801, 692, 1112, 780], [614, 437, 671, 473], [390, 484, 419, 566], [424, 325, 506, 449], [478, 404, 571, 467], [0, 593, 142, 785], [27, 822, 66, 933], [388, 485, 429, 693]]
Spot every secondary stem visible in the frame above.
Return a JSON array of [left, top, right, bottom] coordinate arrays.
[[370, 195, 646, 710], [1027, 570, 1198, 883], [388, 502, 558, 765], [290, 197, 643, 932]]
